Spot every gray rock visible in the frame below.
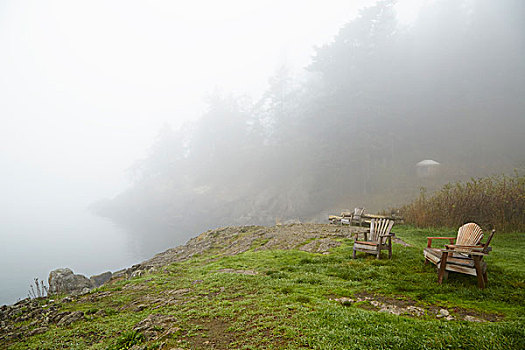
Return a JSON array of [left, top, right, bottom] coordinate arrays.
[[48, 268, 93, 295], [438, 309, 449, 317], [131, 270, 144, 278], [406, 306, 425, 317], [464, 315, 483, 322], [56, 311, 84, 326], [49, 311, 71, 324], [28, 327, 48, 336], [370, 300, 381, 307], [333, 297, 354, 305], [133, 304, 148, 312], [89, 271, 112, 288], [111, 268, 129, 280]]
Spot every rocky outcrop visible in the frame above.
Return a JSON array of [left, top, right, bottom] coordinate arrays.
[[56, 311, 84, 326], [89, 271, 112, 288], [0, 296, 90, 343], [138, 224, 365, 269], [48, 268, 93, 295], [48, 269, 114, 295]]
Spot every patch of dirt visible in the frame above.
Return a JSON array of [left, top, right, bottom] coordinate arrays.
[[332, 292, 502, 322], [186, 317, 236, 350], [186, 314, 291, 350], [437, 305, 503, 322]]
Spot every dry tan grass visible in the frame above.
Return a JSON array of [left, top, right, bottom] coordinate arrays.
[[399, 174, 525, 232]]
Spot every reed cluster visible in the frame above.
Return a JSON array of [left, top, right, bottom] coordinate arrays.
[[399, 174, 525, 232]]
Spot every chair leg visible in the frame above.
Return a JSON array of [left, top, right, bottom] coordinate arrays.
[[443, 271, 449, 280], [352, 247, 357, 259], [483, 271, 488, 285], [376, 249, 381, 259], [437, 252, 449, 284], [473, 256, 485, 289]]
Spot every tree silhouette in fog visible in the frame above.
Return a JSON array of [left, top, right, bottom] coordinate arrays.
[[94, 0, 525, 254]]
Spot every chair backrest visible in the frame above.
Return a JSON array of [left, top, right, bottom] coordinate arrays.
[[353, 207, 365, 218], [482, 229, 496, 254], [456, 222, 484, 246], [369, 218, 394, 242]]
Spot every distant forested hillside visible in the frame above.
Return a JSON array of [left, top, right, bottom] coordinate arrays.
[[93, 0, 525, 253]]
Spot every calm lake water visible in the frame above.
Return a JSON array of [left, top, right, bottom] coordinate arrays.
[[0, 208, 142, 305]]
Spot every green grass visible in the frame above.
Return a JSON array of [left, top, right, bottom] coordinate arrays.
[[4, 225, 524, 349]]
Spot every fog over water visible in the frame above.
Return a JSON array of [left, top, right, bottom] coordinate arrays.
[[1, 0, 381, 304]]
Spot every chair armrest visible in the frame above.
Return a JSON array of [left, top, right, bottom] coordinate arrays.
[[378, 234, 394, 245], [427, 237, 456, 248], [468, 251, 489, 256], [441, 249, 488, 256], [445, 244, 484, 250]]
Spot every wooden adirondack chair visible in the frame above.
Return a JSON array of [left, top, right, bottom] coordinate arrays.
[[423, 222, 495, 288], [341, 207, 366, 226], [353, 218, 395, 259], [351, 207, 366, 226]]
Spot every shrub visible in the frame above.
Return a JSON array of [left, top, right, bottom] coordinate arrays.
[[109, 331, 145, 350], [398, 174, 524, 232]]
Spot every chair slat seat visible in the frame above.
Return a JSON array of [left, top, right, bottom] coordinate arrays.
[[423, 223, 495, 288], [354, 241, 378, 246]]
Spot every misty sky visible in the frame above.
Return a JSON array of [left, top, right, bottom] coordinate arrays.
[[0, 0, 427, 304], [0, 0, 425, 199]]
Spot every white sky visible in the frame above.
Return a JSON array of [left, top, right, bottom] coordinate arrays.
[[0, 0, 429, 304], [0, 0, 424, 203]]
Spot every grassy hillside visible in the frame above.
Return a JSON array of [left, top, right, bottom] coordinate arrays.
[[1, 225, 524, 349]]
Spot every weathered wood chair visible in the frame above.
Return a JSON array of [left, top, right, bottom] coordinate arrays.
[[341, 207, 366, 226], [423, 222, 496, 288], [330, 207, 366, 226], [353, 218, 395, 259]]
